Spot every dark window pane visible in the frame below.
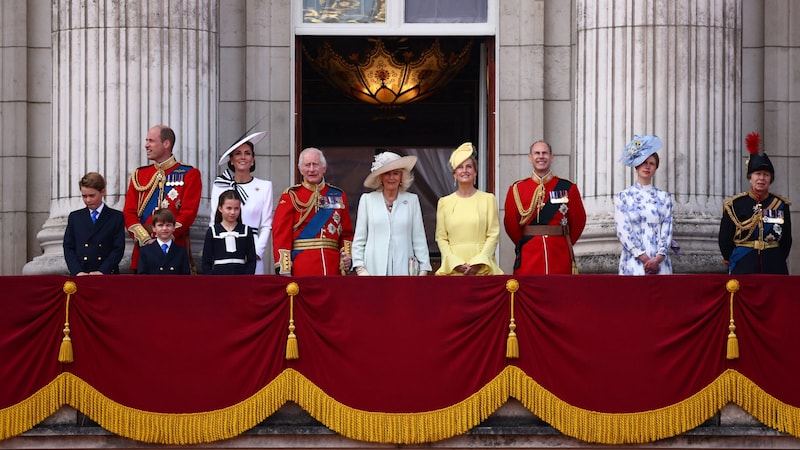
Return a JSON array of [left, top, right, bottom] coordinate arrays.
[[405, 0, 487, 23]]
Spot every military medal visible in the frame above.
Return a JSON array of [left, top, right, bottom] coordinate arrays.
[[549, 190, 570, 204], [763, 209, 784, 224]]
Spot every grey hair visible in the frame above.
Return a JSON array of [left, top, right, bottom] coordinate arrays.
[[297, 147, 328, 169]]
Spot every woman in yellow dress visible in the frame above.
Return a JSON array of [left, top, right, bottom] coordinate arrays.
[[435, 143, 503, 275]]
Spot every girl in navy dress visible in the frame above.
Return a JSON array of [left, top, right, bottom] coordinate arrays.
[[202, 190, 257, 275]]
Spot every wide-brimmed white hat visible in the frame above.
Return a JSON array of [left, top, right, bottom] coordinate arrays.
[[363, 151, 417, 189], [217, 131, 267, 166]]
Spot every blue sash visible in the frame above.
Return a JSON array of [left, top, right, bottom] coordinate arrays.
[[291, 187, 343, 259]]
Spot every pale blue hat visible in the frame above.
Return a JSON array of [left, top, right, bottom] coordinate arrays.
[[620, 135, 663, 167]]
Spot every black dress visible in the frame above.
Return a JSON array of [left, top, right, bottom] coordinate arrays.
[[202, 223, 258, 275]]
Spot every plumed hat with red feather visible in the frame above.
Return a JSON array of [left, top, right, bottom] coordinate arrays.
[[745, 132, 775, 181]]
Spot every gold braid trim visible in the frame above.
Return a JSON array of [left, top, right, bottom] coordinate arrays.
[[130, 167, 166, 218], [288, 188, 320, 232], [130, 156, 177, 218], [0, 374, 65, 440], [513, 172, 552, 226], [4, 369, 800, 444]]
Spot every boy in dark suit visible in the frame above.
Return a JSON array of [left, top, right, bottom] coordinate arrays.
[[137, 209, 191, 274], [63, 172, 126, 275]]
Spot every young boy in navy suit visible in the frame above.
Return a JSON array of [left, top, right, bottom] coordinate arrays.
[[63, 172, 126, 275], [136, 209, 191, 275]]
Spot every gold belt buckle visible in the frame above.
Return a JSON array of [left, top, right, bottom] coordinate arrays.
[[754, 240, 765, 251]]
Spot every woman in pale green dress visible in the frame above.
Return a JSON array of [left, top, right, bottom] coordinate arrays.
[[435, 143, 503, 275]]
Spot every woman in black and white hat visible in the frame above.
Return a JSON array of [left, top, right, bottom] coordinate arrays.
[[352, 151, 431, 276], [209, 131, 274, 274]]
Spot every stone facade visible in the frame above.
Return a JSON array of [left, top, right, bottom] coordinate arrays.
[[1, 0, 797, 275]]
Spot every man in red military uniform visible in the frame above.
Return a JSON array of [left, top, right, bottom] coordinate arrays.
[[123, 125, 202, 272], [504, 140, 586, 274], [273, 147, 354, 276]]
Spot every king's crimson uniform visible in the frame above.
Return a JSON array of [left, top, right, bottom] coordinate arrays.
[[272, 181, 354, 276], [123, 155, 202, 271], [504, 172, 586, 274]]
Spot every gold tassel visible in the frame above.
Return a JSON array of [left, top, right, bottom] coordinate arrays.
[[285, 282, 300, 360], [505, 279, 520, 359], [725, 279, 740, 360], [59, 281, 77, 364]]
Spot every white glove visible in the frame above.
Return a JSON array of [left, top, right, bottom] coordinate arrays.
[[355, 266, 370, 276], [418, 270, 428, 276]]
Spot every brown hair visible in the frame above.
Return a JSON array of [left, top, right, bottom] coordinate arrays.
[[152, 208, 176, 225], [214, 190, 243, 225], [155, 125, 176, 149], [227, 141, 256, 173], [637, 152, 660, 169], [530, 140, 552, 154], [79, 172, 106, 191]]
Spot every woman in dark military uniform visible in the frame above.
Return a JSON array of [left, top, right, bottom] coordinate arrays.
[[719, 133, 792, 274]]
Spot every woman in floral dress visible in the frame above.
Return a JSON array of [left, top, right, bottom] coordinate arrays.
[[614, 135, 674, 275]]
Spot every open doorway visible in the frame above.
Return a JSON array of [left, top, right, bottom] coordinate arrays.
[[297, 36, 494, 261]]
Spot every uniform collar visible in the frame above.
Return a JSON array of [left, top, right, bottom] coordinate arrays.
[[302, 178, 326, 191], [748, 189, 769, 203], [532, 171, 553, 185], [154, 155, 178, 171]]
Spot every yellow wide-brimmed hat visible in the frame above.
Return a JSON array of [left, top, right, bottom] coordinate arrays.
[[363, 151, 417, 189]]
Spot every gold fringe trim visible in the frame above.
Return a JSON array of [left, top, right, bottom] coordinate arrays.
[[63, 372, 287, 445], [0, 374, 66, 440], [730, 370, 800, 437], [3, 370, 800, 444], [287, 368, 509, 444], [511, 366, 730, 444]]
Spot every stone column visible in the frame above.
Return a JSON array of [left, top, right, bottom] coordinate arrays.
[[0, 1, 50, 275], [574, 0, 741, 273], [24, 0, 218, 274], [0, 2, 28, 274], [759, 1, 800, 273]]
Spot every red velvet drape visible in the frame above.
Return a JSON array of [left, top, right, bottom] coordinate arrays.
[[1, 274, 798, 432]]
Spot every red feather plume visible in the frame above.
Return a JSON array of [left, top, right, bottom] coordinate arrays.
[[745, 132, 760, 155]]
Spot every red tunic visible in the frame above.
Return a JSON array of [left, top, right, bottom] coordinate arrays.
[[123, 156, 202, 270], [503, 174, 586, 274], [272, 182, 354, 276]]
